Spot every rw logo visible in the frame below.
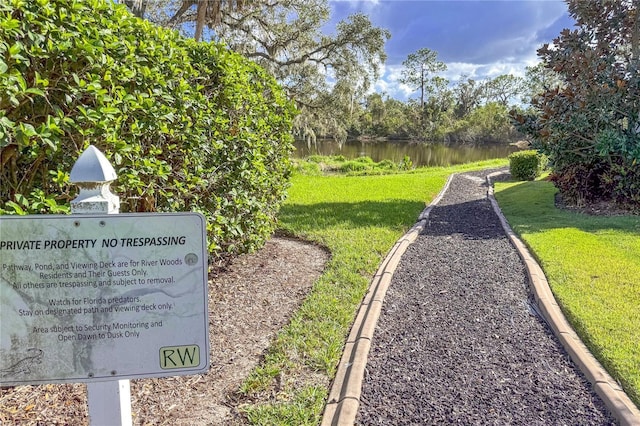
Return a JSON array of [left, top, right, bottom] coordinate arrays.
[[160, 345, 200, 369]]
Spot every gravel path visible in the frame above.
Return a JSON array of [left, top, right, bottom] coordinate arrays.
[[357, 170, 615, 425]]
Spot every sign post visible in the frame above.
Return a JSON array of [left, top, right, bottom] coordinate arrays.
[[71, 145, 129, 426], [0, 146, 209, 425]]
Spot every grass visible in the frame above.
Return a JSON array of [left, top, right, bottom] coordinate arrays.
[[494, 179, 640, 408], [237, 158, 508, 424]]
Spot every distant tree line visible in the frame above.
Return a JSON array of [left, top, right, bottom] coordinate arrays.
[[344, 60, 560, 145]]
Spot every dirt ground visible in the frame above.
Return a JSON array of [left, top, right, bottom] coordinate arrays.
[[0, 237, 329, 425]]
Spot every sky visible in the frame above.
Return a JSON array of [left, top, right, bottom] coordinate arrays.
[[326, 0, 575, 100]]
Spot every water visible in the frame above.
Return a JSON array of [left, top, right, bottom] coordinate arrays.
[[293, 139, 518, 167]]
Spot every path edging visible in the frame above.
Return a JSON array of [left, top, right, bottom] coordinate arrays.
[[487, 171, 640, 426], [321, 170, 640, 426], [320, 173, 456, 426]]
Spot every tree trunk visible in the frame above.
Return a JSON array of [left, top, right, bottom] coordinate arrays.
[[194, 1, 208, 41], [123, 0, 146, 18], [420, 64, 425, 109]]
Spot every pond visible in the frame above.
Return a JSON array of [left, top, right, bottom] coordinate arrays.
[[293, 139, 519, 168]]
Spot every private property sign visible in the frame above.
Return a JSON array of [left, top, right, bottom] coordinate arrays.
[[0, 213, 209, 385]]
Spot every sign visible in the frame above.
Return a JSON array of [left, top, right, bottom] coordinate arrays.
[[0, 213, 209, 385]]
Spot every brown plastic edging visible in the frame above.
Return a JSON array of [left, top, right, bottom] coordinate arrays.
[[487, 171, 640, 426], [320, 173, 456, 426]]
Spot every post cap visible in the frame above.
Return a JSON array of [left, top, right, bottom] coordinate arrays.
[[70, 145, 117, 183]]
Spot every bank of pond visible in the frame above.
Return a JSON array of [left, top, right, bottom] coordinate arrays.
[[293, 139, 519, 168]]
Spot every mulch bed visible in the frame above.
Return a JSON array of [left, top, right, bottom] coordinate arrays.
[[1, 238, 329, 425]]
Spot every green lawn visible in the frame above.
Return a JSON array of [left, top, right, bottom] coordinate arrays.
[[238, 159, 507, 425], [494, 179, 640, 408]]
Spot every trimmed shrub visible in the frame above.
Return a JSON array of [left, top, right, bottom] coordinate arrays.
[[508, 150, 547, 181], [0, 0, 296, 259]]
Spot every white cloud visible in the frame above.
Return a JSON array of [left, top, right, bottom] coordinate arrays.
[[372, 64, 420, 100], [440, 63, 482, 81], [372, 56, 549, 102], [329, 0, 380, 14], [327, 0, 571, 101]]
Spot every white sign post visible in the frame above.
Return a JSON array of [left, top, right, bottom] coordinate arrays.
[[72, 146, 130, 426], [0, 146, 209, 425]]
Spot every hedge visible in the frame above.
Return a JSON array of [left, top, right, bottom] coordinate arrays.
[[508, 150, 547, 181], [0, 0, 296, 258]]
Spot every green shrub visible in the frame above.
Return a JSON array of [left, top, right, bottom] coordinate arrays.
[[339, 161, 369, 173], [549, 162, 607, 205], [377, 159, 397, 170], [306, 155, 325, 163], [354, 156, 374, 164], [293, 160, 322, 176], [550, 160, 640, 210], [399, 155, 413, 171], [0, 0, 295, 258], [508, 150, 547, 181]]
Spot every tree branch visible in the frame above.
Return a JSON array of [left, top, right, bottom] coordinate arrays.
[[167, 0, 196, 27]]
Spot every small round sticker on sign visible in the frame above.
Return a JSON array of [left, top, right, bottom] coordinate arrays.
[[184, 253, 198, 266]]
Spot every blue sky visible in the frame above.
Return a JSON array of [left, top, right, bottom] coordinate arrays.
[[327, 0, 575, 100]]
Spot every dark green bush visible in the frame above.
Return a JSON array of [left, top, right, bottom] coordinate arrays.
[[0, 0, 295, 258], [508, 150, 547, 181], [549, 162, 608, 205], [551, 160, 640, 210]]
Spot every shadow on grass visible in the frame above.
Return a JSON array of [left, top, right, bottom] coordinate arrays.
[[281, 196, 509, 242], [279, 199, 426, 231], [495, 180, 640, 235]]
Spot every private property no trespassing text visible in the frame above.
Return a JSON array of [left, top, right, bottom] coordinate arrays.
[[0, 236, 187, 251]]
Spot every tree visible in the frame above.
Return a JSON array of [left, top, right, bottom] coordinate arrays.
[[382, 97, 413, 139], [169, 0, 250, 41], [400, 48, 447, 109], [122, 0, 146, 18], [483, 74, 524, 107], [423, 76, 454, 134], [128, 0, 389, 143], [521, 62, 564, 105], [123, 0, 251, 41], [363, 93, 386, 135], [513, 0, 640, 208], [454, 76, 484, 118]]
